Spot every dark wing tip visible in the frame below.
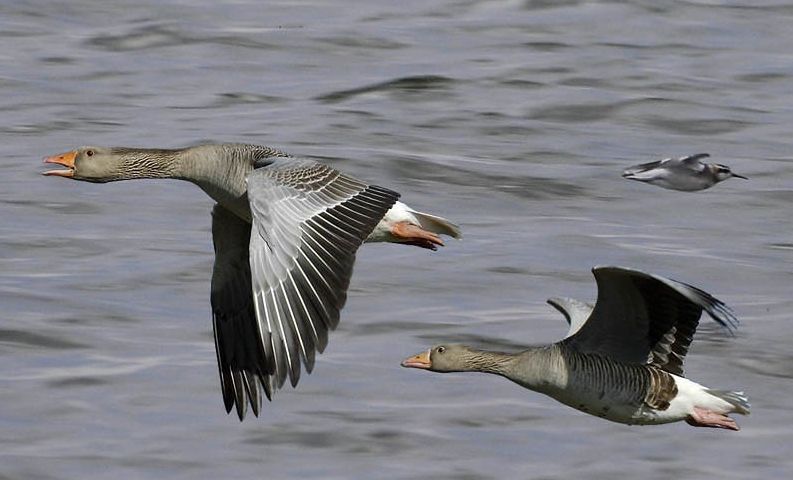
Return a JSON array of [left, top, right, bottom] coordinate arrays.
[[674, 279, 739, 336], [592, 265, 739, 335]]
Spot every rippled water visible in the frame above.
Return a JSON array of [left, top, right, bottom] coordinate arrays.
[[2, 1, 793, 478]]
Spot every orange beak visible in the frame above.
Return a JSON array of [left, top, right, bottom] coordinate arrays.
[[401, 350, 432, 369], [42, 150, 77, 178]]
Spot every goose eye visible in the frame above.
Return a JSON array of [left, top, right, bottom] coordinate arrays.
[[86, 150, 94, 157], [437, 346, 446, 354]]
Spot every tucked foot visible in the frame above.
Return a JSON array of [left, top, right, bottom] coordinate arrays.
[[685, 407, 740, 431], [391, 221, 444, 250]]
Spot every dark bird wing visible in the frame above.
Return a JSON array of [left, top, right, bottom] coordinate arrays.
[[561, 266, 738, 376], [211, 204, 263, 420], [211, 158, 399, 419]]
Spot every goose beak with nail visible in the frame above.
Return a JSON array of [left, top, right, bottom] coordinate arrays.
[[43, 143, 462, 419], [401, 349, 432, 369], [42, 150, 77, 178]]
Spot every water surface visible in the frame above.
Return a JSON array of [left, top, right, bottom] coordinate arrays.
[[2, 1, 792, 478]]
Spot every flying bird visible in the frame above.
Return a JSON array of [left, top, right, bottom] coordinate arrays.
[[44, 143, 461, 419], [622, 153, 747, 191], [402, 266, 749, 430]]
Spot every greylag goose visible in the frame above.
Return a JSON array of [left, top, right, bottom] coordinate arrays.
[[403, 266, 750, 430], [43, 143, 461, 419], [622, 153, 747, 191]]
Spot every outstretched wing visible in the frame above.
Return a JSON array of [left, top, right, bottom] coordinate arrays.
[[561, 266, 738, 376], [622, 153, 710, 177], [246, 158, 398, 406], [210, 159, 399, 419], [210, 204, 264, 420], [546, 297, 593, 338]]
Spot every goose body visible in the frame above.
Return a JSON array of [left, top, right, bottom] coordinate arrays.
[[403, 266, 749, 430], [622, 153, 747, 191], [44, 143, 461, 419]]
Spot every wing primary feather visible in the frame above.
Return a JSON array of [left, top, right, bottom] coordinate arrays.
[[299, 224, 348, 272], [336, 198, 391, 218], [297, 227, 346, 295], [212, 315, 236, 414], [243, 373, 261, 417], [363, 185, 400, 201], [335, 202, 378, 222], [278, 280, 313, 380], [267, 288, 292, 388], [322, 207, 367, 229], [309, 215, 360, 246], [253, 287, 276, 376], [284, 270, 320, 370], [292, 256, 334, 326], [298, 253, 343, 329], [230, 370, 247, 421], [272, 284, 302, 387], [239, 160, 401, 413]]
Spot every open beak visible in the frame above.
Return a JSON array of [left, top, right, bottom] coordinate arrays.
[[42, 151, 77, 178], [732, 173, 748, 180], [401, 349, 432, 369]]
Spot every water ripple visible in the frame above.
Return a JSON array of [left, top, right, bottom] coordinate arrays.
[[316, 75, 456, 103], [85, 24, 277, 52], [0, 328, 87, 350]]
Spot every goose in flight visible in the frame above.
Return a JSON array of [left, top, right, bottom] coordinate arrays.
[[403, 266, 749, 430], [44, 143, 461, 419], [622, 153, 747, 191]]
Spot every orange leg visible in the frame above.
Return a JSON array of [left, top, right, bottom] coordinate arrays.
[[685, 407, 739, 431], [391, 221, 444, 250]]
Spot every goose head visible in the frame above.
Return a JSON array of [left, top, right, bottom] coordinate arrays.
[[401, 344, 477, 373], [43, 146, 178, 182]]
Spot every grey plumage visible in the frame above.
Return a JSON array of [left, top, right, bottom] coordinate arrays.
[[245, 158, 398, 391], [47, 143, 467, 420], [622, 153, 747, 191], [404, 266, 748, 428], [201, 151, 401, 417]]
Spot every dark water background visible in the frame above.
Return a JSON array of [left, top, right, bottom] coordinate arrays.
[[2, 1, 792, 478]]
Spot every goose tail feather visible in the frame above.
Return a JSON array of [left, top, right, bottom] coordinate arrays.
[[409, 209, 462, 239], [709, 389, 751, 415]]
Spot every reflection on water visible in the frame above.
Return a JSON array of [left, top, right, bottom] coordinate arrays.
[[2, 0, 792, 479]]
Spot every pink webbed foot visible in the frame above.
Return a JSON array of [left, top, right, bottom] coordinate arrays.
[[685, 407, 740, 431], [390, 221, 444, 251]]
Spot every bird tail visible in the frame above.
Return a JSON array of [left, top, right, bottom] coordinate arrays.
[[708, 389, 751, 415], [409, 209, 462, 239]]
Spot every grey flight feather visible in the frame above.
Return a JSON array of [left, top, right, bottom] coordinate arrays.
[[247, 158, 400, 391], [210, 158, 399, 419], [562, 266, 738, 376]]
